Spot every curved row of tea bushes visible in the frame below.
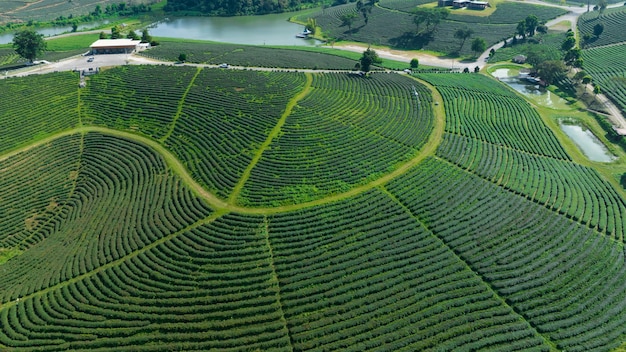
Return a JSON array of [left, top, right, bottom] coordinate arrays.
[[0, 135, 81, 250], [438, 133, 626, 240], [0, 72, 79, 154], [164, 69, 307, 199], [417, 73, 570, 160], [582, 44, 626, 115], [0, 213, 292, 351], [239, 72, 434, 206], [387, 157, 626, 351], [82, 65, 198, 140], [0, 133, 213, 303], [268, 189, 549, 351]]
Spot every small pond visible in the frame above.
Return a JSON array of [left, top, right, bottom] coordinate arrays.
[[560, 121, 615, 162], [490, 68, 572, 110], [148, 11, 322, 46], [0, 21, 110, 45]]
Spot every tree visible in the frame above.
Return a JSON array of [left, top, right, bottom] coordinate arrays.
[[564, 48, 581, 67], [593, 23, 604, 37], [516, 20, 527, 39], [359, 47, 382, 73], [470, 37, 486, 57], [410, 58, 419, 69], [573, 70, 587, 82], [305, 18, 317, 34], [110, 26, 122, 39], [356, 0, 373, 24], [127, 30, 139, 40], [525, 14, 539, 37], [594, 84, 601, 95], [474, 66, 480, 73], [340, 13, 358, 31], [178, 53, 187, 62], [536, 24, 548, 34], [463, 67, 470, 73], [141, 29, 152, 43], [561, 36, 576, 51], [597, 0, 607, 16], [454, 28, 473, 52], [12, 29, 47, 63], [413, 8, 449, 34], [71, 23, 78, 32], [536, 60, 566, 86]]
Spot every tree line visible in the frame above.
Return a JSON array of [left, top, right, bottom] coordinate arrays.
[[163, 0, 324, 15]]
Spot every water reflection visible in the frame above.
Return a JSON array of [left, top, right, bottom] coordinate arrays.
[[560, 121, 615, 162], [490, 68, 572, 110]]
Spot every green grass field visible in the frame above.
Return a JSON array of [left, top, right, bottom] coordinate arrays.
[[1, 62, 626, 351]]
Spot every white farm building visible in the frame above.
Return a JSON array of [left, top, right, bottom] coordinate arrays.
[[90, 39, 141, 54]]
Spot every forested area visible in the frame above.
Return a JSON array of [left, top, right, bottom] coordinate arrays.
[[164, 0, 323, 15]]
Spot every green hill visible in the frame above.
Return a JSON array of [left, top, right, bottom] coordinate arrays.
[[1, 65, 625, 351]]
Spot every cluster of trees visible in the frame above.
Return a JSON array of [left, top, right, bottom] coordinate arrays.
[[453, 27, 486, 57], [163, 0, 320, 15], [515, 15, 547, 39], [91, 2, 152, 17], [99, 28, 157, 45], [413, 8, 449, 36]]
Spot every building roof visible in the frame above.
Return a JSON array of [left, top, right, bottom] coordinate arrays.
[[469, 1, 489, 4], [90, 39, 141, 48]]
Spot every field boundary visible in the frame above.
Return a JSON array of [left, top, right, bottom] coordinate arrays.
[[228, 72, 313, 204], [160, 66, 203, 143]]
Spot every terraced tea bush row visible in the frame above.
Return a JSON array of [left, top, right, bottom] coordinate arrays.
[[0, 213, 293, 351], [0, 135, 81, 252], [578, 7, 626, 48], [141, 40, 360, 70], [164, 69, 307, 199], [582, 44, 626, 115], [378, 0, 435, 12], [268, 189, 549, 351], [418, 73, 569, 159], [82, 65, 198, 140], [311, 4, 514, 54], [447, 2, 566, 24], [239, 72, 433, 206], [0, 72, 79, 153], [0, 132, 213, 303], [438, 132, 626, 240], [387, 157, 626, 351]]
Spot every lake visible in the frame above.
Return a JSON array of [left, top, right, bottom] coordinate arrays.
[[148, 11, 322, 46], [0, 21, 110, 45], [560, 121, 615, 162], [490, 68, 572, 110]]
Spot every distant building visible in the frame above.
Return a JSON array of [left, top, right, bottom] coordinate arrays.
[[468, 0, 489, 9], [453, 0, 470, 8], [90, 39, 141, 54], [440, 0, 489, 8]]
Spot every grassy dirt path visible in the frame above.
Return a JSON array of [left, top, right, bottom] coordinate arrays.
[[0, 76, 444, 216], [228, 72, 313, 204]]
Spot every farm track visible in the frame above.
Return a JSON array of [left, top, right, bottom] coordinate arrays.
[[0, 76, 445, 216]]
